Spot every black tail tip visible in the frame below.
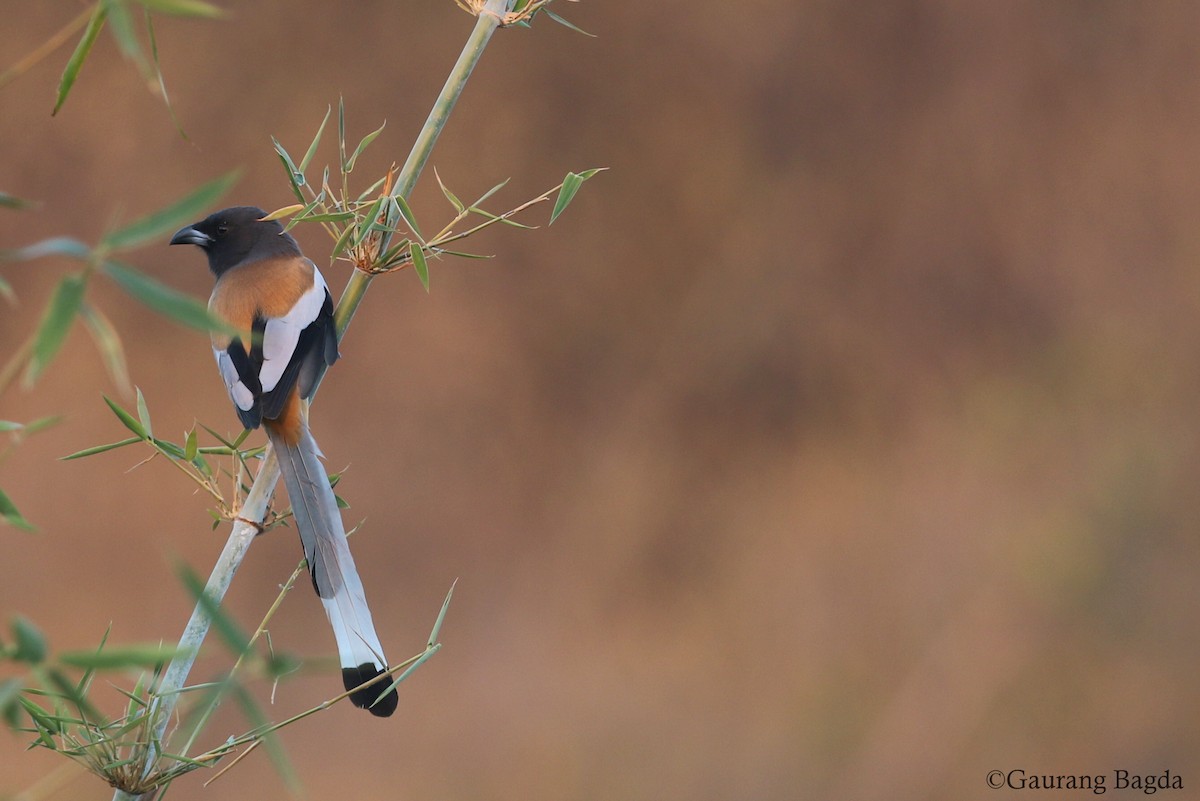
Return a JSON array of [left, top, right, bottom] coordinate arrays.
[[343, 664, 398, 718]]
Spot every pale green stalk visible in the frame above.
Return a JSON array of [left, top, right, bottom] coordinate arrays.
[[113, 3, 514, 798]]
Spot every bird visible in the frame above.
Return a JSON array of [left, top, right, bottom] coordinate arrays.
[[171, 206, 397, 717]]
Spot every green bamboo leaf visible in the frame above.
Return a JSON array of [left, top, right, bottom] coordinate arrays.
[[81, 302, 132, 396], [53, 4, 107, 116], [435, 168, 465, 213], [355, 172, 390, 202], [135, 387, 153, 439], [428, 579, 456, 646], [292, 210, 356, 224], [26, 273, 87, 386], [0, 421, 22, 432], [104, 171, 239, 250], [74, 625, 111, 700], [151, 437, 186, 459], [102, 260, 238, 335], [60, 436, 142, 460], [0, 192, 37, 210], [337, 95, 347, 171], [230, 683, 300, 791], [344, 120, 387, 173], [0, 236, 90, 262], [273, 136, 305, 193], [184, 428, 198, 461], [177, 563, 250, 655], [12, 616, 47, 663], [0, 275, 12, 304], [145, 10, 187, 139], [550, 171, 585, 224], [103, 0, 148, 76], [470, 206, 536, 229], [0, 677, 21, 711], [103, 395, 148, 439], [0, 487, 35, 532], [59, 644, 184, 670], [135, 0, 225, 18], [410, 242, 429, 292], [330, 219, 358, 261], [300, 105, 332, 175], [44, 667, 107, 725], [545, 10, 596, 37], [22, 417, 63, 436], [259, 204, 306, 222], [470, 177, 510, 210], [393, 194, 423, 240], [277, 192, 329, 233], [351, 195, 387, 247]]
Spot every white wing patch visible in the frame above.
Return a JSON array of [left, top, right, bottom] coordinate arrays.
[[258, 265, 329, 393], [214, 347, 255, 411]]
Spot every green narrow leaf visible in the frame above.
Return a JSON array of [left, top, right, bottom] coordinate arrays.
[[176, 563, 252, 657], [330, 221, 358, 262], [145, 10, 187, 139], [104, 171, 239, 250], [53, 4, 107, 116], [136, 0, 226, 18], [104, 0, 147, 68], [135, 387, 153, 439], [550, 171, 586, 225], [428, 579, 456, 646], [26, 273, 87, 386], [291, 210, 355, 225], [299, 105, 332, 175], [544, 10, 596, 37], [337, 95, 347, 171], [176, 563, 251, 655], [22, 417, 63, 436], [469, 177, 511, 210], [11, 616, 47, 663], [0, 421, 22, 432], [379, 643, 440, 699], [277, 192, 329, 234], [435, 168, 465, 214], [0, 236, 91, 263], [410, 242, 429, 292], [184, 429, 198, 461], [0, 488, 35, 532], [393, 194, 424, 240], [230, 684, 300, 791], [0, 677, 22, 711], [103, 395, 148, 439], [61, 437, 143, 460], [102, 260, 237, 335], [355, 172, 390, 202], [74, 625, 112, 700], [80, 302, 132, 396], [272, 135, 309, 204], [351, 195, 387, 248], [0, 275, 12, 304], [259, 204, 306, 222], [345, 120, 387, 173], [0, 192, 37, 210], [59, 644, 185, 670]]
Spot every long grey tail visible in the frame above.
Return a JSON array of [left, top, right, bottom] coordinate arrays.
[[267, 423, 397, 717]]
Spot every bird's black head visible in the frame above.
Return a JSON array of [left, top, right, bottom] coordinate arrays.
[[170, 206, 301, 276]]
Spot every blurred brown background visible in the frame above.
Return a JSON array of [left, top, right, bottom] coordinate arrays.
[[3, 2, 1200, 799]]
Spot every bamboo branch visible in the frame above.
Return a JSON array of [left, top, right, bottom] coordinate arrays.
[[113, 2, 515, 798]]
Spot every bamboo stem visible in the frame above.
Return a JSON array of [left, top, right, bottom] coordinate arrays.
[[114, 3, 515, 798]]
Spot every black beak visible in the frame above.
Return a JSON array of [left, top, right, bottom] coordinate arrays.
[[170, 225, 212, 248]]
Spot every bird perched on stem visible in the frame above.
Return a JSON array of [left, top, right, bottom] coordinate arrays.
[[171, 206, 397, 717]]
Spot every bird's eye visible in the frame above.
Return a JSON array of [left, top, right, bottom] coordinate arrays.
[[217, 223, 229, 235]]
